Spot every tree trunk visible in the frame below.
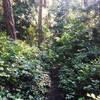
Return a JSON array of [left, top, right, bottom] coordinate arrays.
[[3, 0, 16, 39], [83, 0, 88, 8], [37, 0, 44, 46], [43, 0, 47, 8]]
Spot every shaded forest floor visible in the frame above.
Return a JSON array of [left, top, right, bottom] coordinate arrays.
[[46, 66, 65, 100]]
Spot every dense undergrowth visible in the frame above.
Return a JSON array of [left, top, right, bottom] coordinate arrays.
[[42, 20, 100, 100], [0, 19, 100, 100], [0, 0, 100, 100], [0, 33, 50, 100]]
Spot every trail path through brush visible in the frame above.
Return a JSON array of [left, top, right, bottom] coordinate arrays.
[[46, 66, 65, 100]]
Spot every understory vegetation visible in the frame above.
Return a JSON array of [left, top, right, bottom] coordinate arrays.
[[0, 33, 50, 100], [0, 0, 100, 100], [42, 19, 100, 100]]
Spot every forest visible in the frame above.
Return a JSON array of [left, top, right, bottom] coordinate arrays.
[[0, 0, 100, 100]]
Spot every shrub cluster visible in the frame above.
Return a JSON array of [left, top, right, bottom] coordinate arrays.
[[44, 20, 100, 100], [0, 33, 50, 100]]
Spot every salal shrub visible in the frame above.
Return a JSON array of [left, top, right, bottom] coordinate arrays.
[[47, 20, 100, 100], [59, 56, 100, 100], [0, 33, 50, 100]]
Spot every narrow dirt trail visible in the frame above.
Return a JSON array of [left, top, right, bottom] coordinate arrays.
[[46, 67, 65, 100]]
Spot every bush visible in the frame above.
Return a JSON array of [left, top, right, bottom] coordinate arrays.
[[45, 20, 100, 100], [0, 33, 50, 100], [59, 56, 100, 100]]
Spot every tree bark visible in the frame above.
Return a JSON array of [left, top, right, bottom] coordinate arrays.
[[43, 0, 47, 8], [3, 0, 16, 39], [83, 0, 88, 8], [37, 0, 44, 46]]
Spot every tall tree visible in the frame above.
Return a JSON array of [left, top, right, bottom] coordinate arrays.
[[43, 0, 47, 7], [37, 0, 47, 46], [3, 0, 16, 39], [37, 0, 44, 46], [83, 0, 88, 8]]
